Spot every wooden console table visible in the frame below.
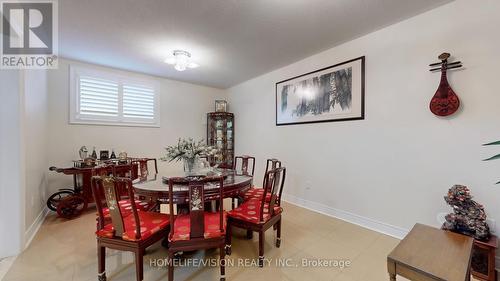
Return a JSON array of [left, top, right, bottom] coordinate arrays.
[[387, 223, 473, 281]]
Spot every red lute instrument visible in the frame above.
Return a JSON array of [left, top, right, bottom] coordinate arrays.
[[429, 53, 462, 117]]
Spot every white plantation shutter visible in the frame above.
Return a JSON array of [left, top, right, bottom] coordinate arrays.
[[123, 84, 155, 120], [78, 76, 119, 117], [70, 65, 159, 127]]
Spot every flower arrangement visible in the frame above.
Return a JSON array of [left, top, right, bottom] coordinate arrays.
[[161, 138, 218, 163], [483, 140, 500, 184]]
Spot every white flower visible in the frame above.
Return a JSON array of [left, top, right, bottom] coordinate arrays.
[[161, 138, 220, 162]]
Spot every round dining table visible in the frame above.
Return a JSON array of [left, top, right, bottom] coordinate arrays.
[[133, 170, 253, 205]]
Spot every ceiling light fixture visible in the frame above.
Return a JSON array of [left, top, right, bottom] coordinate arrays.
[[164, 50, 199, 71]]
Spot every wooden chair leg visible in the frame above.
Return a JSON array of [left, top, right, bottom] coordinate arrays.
[[220, 245, 226, 281], [226, 224, 232, 255], [168, 251, 174, 281], [246, 229, 253, 239], [258, 231, 264, 268], [161, 237, 169, 248], [135, 248, 144, 281], [276, 218, 281, 248], [231, 198, 235, 209], [98, 244, 106, 281]]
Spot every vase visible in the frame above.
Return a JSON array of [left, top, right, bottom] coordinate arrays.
[[183, 157, 199, 176]]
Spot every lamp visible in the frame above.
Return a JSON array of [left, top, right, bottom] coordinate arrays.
[[164, 50, 199, 71]]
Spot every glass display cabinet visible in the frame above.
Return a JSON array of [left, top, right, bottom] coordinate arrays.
[[207, 112, 234, 168]]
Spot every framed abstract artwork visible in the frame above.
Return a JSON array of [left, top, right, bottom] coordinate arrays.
[[276, 56, 365, 126]]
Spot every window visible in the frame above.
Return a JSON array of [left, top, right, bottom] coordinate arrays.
[[70, 65, 160, 127]]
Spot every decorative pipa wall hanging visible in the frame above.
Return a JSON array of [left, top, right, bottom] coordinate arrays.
[[428, 53, 463, 116]]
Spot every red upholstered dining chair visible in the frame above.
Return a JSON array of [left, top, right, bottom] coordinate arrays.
[[129, 158, 158, 209], [93, 165, 151, 227], [226, 167, 286, 267], [231, 155, 256, 208], [167, 176, 227, 281], [234, 155, 256, 176], [132, 158, 158, 179], [112, 160, 139, 179], [243, 158, 281, 202], [92, 176, 169, 281]]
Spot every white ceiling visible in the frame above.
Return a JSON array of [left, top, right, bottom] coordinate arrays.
[[59, 0, 453, 88]]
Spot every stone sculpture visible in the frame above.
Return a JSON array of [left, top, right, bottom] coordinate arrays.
[[442, 184, 490, 241]]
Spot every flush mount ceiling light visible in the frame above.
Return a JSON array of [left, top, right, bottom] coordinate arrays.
[[164, 50, 199, 71]]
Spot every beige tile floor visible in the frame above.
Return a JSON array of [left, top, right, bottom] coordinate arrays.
[[2, 202, 475, 281]]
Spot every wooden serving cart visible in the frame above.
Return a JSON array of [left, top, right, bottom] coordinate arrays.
[[47, 158, 156, 219]]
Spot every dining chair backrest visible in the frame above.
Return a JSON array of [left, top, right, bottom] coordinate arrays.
[[91, 164, 116, 206], [168, 176, 225, 240], [234, 155, 256, 176], [92, 164, 115, 177], [260, 167, 286, 222], [263, 159, 281, 187], [132, 158, 158, 179], [112, 161, 138, 179], [94, 163, 136, 199], [92, 176, 141, 239]]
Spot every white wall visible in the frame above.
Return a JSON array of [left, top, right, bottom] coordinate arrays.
[[0, 70, 24, 258], [47, 59, 226, 191], [23, 70, 49, 243], [0, 69, 50, 258], [228, 0, 500, 240]]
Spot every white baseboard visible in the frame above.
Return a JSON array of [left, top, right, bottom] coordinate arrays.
[[24, 207, 49, 249], [1, 208, 49, 279], [282, 193, 409, 239]]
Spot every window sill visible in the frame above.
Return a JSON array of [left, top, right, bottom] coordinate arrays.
[[69, 120, 160, 128]]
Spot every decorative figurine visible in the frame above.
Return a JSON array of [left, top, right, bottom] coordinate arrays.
[[442, 185, 490, 241], [428, 52, 462, 117], [118, 151, 128, 163], [79, 146, 88, 160], [215, 100, 228, 112], [110, 149, 116, 159], [91, 147, 98, 159]]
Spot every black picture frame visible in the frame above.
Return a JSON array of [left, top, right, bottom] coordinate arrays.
[[99, 150, 109, 160], [275, 56, 365, 126]]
